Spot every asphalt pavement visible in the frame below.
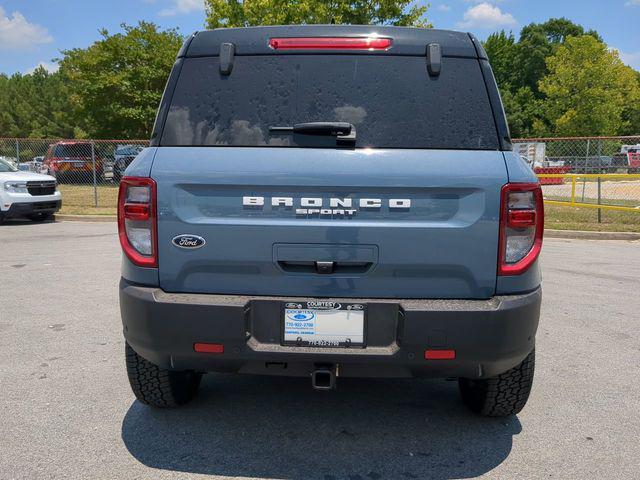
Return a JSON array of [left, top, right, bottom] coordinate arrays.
[[1, 220, 639, 479]]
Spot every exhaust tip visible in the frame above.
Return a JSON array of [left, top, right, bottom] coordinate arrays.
[[311, 368, 336, 390]]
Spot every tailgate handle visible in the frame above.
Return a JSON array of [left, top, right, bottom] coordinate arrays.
[[277, 260, 372, 275], [315, 261, 334, 274]]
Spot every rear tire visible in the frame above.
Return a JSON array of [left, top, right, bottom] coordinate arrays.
[[125, 342, 202, 407], [459, 349, 535, 417]]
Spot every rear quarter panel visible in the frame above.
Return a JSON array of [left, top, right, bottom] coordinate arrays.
[[120, 147, 160, 286], [496, 151, 542, 294], [123, 147, 158, 178]]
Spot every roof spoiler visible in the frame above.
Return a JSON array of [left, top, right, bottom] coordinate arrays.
[[179, 26, 481, 59]]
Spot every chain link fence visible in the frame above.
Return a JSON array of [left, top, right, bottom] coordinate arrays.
[[2, 136, 639, 230], [513, 136, 640, 231], [0, 138, 149, 215], [513, 135, 640, 174]]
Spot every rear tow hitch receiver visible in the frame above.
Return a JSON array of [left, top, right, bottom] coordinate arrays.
[[311, 366, 337, 390]]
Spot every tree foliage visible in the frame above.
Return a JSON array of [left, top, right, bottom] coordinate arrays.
[[205, 0, 430, 29], [483, 31, 518, 90], [0, 22, 182, 139], [484, 17, 639, 137], [0, 67, 75, 138], [1, 13, 638, 140], [621, 70, 640, 135], [516, 17, 600, 95], [58, 22, 183, 139], [538, 35, 640, 136], [499, 87, 544, 138]]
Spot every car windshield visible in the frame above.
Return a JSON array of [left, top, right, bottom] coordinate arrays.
[[0, 158, 17, 172]]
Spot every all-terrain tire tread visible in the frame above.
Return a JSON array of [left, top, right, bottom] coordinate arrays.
[[459, 349, 535, 417], [125, 342, 201, 408]]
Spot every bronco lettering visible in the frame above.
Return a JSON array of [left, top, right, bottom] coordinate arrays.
[[243, 196, 410, 217]]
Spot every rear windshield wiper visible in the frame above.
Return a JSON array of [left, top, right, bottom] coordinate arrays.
[[269, 122, 356, 145]]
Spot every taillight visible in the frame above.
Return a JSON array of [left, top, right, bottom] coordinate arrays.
[[118, 177, 157, 267], [268, 37, 392, 51], [498, 183, 544, 276]]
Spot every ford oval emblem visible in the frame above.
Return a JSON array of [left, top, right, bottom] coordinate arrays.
[[286, 311, 316, 322], [172, 234, 206, 249]]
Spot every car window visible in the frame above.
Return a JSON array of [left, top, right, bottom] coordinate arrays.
[[116, 146, 141, 156], [162, 55, 499, 150], [0, 159, 17, 172]]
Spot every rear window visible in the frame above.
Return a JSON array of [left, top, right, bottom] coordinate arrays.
[[161, 55, 499, 150], [53, 144, 92, 157]]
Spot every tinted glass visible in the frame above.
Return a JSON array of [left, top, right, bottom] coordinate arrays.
[[162, 55, 499, 150], [53, 144, 92, 157]]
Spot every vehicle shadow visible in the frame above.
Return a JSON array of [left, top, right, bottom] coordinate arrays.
[[121, 374, 521, 479], [0, 217, 56, 226]]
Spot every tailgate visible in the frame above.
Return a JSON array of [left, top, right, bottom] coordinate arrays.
[[153, 147, 506, 299]]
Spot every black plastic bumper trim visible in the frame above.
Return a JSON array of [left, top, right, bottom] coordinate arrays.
[[5, 200, 61, 218], [120, 279, 541, 379]]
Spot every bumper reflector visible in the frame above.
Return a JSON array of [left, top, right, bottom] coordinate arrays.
[[424, 349, 456, 360], [194, 343, 224, 354]]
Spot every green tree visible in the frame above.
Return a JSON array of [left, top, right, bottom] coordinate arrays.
[[483, 18, 612, 137], [620, 69, 640, 135], [58, 22, 183, 139], [205, 0, 430, 29], [499, 86, 545, 138], [516, 17, 600, 95], [0, 67, 75, 138], [483, 31, 518, 90], [538, 35, 640, 136], [0, 74, 18, 135]]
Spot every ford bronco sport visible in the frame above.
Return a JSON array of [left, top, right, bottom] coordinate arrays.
[[119, 26, 542, 417]]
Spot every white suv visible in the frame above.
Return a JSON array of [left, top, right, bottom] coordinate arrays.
[[0, 158, 62, 222]]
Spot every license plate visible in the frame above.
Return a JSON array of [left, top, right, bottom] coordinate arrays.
[[283, 301, 365, 347], [61, 162, 86, 171]]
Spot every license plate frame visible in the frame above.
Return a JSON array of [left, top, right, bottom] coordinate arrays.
[[282, 301, 366, 348]]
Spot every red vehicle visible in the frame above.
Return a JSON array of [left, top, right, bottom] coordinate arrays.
[[43, 141, 104, 182], [612, 145, 640, 173]]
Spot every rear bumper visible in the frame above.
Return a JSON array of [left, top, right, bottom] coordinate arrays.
[[4, 199, 61, 218], [120, 280, 541, 379]]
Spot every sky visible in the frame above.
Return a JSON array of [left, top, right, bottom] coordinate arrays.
[[0, 0, 638, 75]]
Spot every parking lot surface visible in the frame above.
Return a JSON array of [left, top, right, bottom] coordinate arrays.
[[1, 220, 639, 480]]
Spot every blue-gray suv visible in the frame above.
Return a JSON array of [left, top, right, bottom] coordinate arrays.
[[118, 25, 543, 417]]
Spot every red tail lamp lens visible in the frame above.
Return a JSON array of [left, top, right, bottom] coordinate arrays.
[[123, 203, 150, 221], [269, 37, 392, 51], [507, 209, 536, 228], [498, 183, 544, 276], [117, 177, 157, 268]]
